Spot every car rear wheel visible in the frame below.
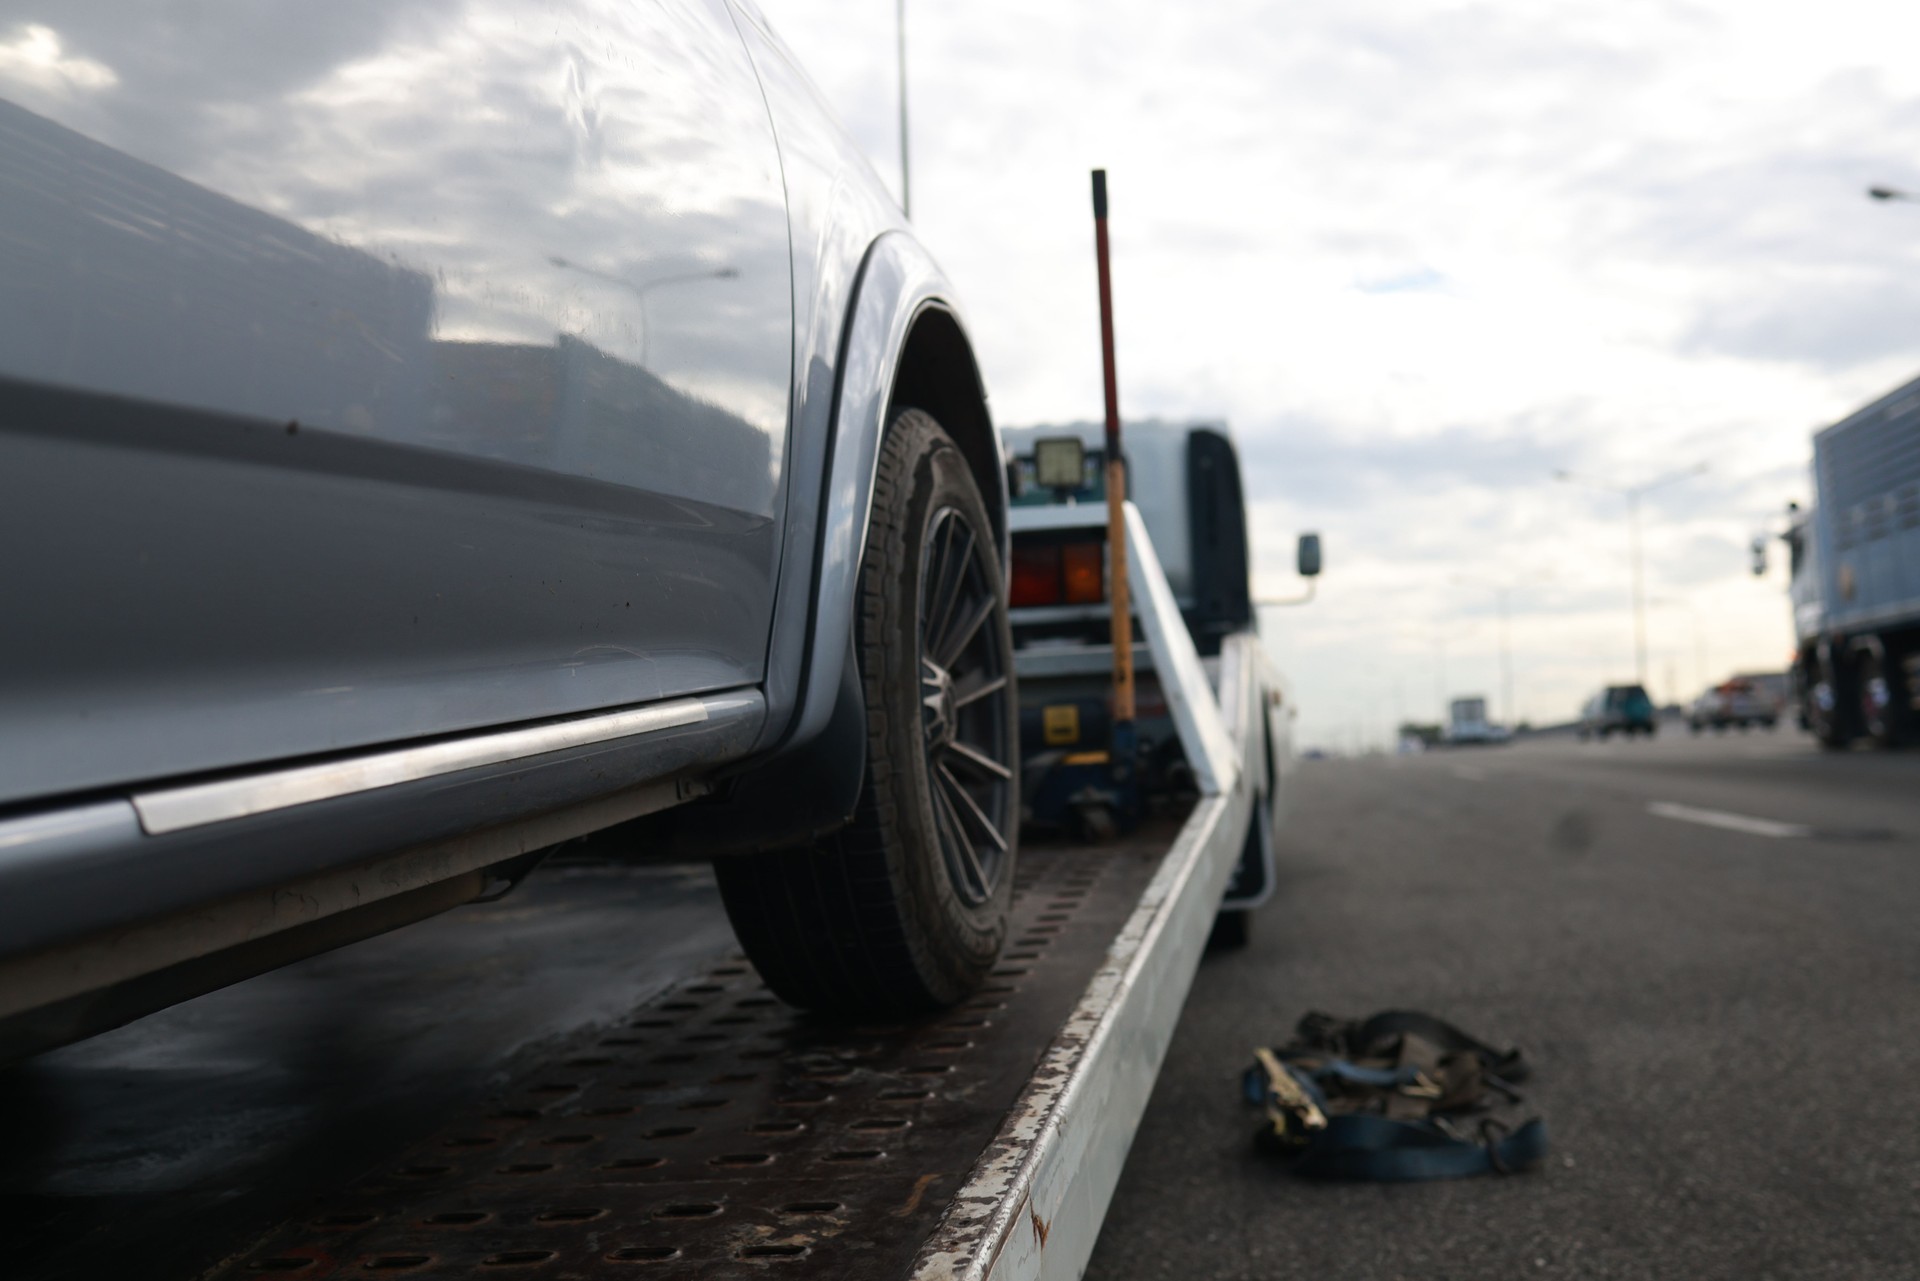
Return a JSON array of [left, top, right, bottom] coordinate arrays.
[[714, 408, 1018, 1015]]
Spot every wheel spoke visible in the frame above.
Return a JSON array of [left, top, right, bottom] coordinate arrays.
[[925, 518, 974, 656], [952, 671, 1007, 709], [935, 593, 996, 669], [938, 762, 1008, 853], [916, 507, 1008, 906], [933, 777, 991, 901], [944, 738, 1012, 781]]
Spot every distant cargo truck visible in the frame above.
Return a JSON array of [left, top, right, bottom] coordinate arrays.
[[1445, 695, 1507, 745], [1770, 372, 1920, 748]]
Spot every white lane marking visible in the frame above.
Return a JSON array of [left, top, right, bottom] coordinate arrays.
[[1647, 801, 1811, 839], [1451, 764, 1487, 782]]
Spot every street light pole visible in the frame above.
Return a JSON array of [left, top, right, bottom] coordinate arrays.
[[1497, 586, 1514, 729], [897, 0, 911, 219], [1448, 572, 1548, 727], [1649, 595, 1709, 694], [1627, 488, 1647, 684], [1555, 462, 1707, 688]]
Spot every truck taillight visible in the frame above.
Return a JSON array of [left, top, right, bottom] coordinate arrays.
[[1011, 545, 1061, 606], [1061, 542, 1104, 604], [1010, 540, 1105, 607]]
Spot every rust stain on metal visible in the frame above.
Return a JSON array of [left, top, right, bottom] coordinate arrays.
[[896, 1173, 943, 1218], [1030, 1208, 1049, 1249]]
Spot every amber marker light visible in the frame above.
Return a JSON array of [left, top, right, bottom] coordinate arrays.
[[1062, 541, 1105, 604]]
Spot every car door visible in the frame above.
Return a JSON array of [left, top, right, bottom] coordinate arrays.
[[0, 0, 794, 805]]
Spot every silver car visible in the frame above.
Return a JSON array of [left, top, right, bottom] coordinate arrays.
[[0, 0, 1016, 1060], [1687, 676, 1783, 733]]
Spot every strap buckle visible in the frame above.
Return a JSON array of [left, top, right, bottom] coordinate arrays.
[[1398, 1070, 1443, 1099], [1252, 1047, 1327, 1144]]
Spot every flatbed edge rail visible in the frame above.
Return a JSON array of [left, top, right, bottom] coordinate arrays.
[[909, 630, 1259, 1281]]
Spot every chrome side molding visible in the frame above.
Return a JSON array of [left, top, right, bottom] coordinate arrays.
[[132, 697, 712, 836]]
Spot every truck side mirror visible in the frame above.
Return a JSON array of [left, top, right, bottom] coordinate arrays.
[[1297, 532, 1322, 578], [1749, 535, 1767, 577]]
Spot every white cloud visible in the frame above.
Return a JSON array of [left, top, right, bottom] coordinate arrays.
[[0, 23, 116, 93], [763, 0, 1920, 745]]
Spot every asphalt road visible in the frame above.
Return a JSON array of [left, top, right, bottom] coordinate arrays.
[[1087, 728, 1920, 1281]]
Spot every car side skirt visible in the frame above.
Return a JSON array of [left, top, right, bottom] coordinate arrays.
[[0, 688, 765, 1060]]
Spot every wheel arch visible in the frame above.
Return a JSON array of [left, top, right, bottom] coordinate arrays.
[[767, 230, 1004, 759], [636, 234, 1004, 859], [888, 304, 1006, 565]]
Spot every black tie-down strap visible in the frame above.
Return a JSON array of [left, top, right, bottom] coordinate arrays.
[[1245, 1010, 1547, 1181], [1293, 1008, 1530, 1083]]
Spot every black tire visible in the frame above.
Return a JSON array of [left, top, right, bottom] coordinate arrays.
[[1207, 909, 1251, 952], [1810, 642, 1859, 751], [1856, 642, 1908, 749], [714, 408, 1018, 1015]]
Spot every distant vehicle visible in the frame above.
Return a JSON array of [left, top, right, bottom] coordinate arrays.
[[1445, 695, 1510, 745], [1687, 676, 1784, 733], [1579, 685, 1657, 739], [1764, 373, 1920, 748]]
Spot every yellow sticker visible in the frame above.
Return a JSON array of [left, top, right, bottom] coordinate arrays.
[[1042, 704, 1081, 746]]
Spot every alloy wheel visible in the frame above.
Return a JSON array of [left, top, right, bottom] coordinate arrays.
[[917, 506, 1014, 907]]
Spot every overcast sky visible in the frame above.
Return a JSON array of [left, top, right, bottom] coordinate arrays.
[[761, 0, 1920, 747]]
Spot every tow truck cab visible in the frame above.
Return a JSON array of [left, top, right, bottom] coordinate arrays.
[[1000, 420, 1300, 929]]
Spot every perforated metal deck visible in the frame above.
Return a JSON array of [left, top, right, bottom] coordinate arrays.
[[212, 832, 1175, 1279]]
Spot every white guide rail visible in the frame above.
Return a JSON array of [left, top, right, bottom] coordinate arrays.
[[909, 619, 1264, 1281]]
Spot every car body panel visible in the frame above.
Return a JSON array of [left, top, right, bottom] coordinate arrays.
[[728, 10, 909, 751], [0, 0, 793, 805]]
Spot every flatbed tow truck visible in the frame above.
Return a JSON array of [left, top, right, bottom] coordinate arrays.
[[62, 500, 1269, 1281], [11, 171, 1298, 1281]]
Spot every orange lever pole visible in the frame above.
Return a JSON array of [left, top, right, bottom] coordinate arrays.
[[1091, 169, 1135, 726]]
